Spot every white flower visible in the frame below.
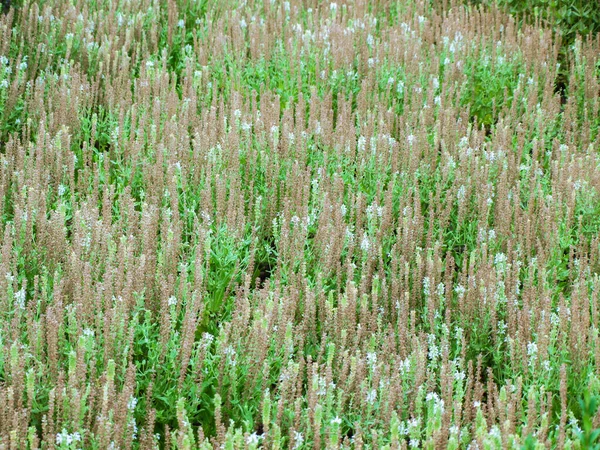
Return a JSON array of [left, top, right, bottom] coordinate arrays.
[[246, 432, 262, 446], [366, 352, 377, 367], [407, 134, 416, 145], [428, 334, 439, 361], [340, 204, 347, 217], [177, 19, 185, 28], [293, 431, 304, 449], [168, 296, 177, 307], [360, 235, 370, 252], [454, 370, 466, 381], [345, 227, 354, 243], [366, 389, 377, 404], [14, 287, 26, 310], [56, 429, 81, 446], [127, 396, 138, 411], [426, 392, 439, 402], [437, 283, 445, 297], [408, 417, 421, 429], [409, 439, 420, 448], [494, 253, 507, 267], [0, 80, 8, 89], [83, 328, 94, 337], [357, 135, 366, 152], [422, 277, 431, 296], [527, 341, 538, 357], [399, 358, 411, 375], [331, 416, 342, 425]]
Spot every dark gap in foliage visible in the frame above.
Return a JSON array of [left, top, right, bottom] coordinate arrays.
[[252, 235, 277, 289], [554, 75, 568, 107], [1, 0, 10, 14]]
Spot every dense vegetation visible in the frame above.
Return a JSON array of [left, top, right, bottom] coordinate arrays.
[[0, 0, 600, 448]]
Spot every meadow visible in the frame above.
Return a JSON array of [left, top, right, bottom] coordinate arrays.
[[0, 0, 600, 448]]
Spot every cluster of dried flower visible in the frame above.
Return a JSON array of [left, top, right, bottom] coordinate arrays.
[[0, 0, 599, 448]]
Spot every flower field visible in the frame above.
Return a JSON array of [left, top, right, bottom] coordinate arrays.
[[0, 0, 600, 448]]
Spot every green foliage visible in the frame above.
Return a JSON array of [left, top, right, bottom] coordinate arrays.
[[577, 393, 600, 449], [493, 0, 600, 45]]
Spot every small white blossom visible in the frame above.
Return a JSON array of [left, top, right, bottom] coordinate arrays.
[[293, 431, 304, 449], [527, 341, 538, 357], [366, 389, 377, 404], [422, 277, 431, 296], [494, 253, 507, 267], [56, 429, 81, 446], [366, 352, 377, 367], [360, 235, 370, 252], [83, 328, 94, 338], [246, 432, 262, 446], [127, 396, 138, 411], [399, 358, 411, 375], [14, 287, 26, 310]]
